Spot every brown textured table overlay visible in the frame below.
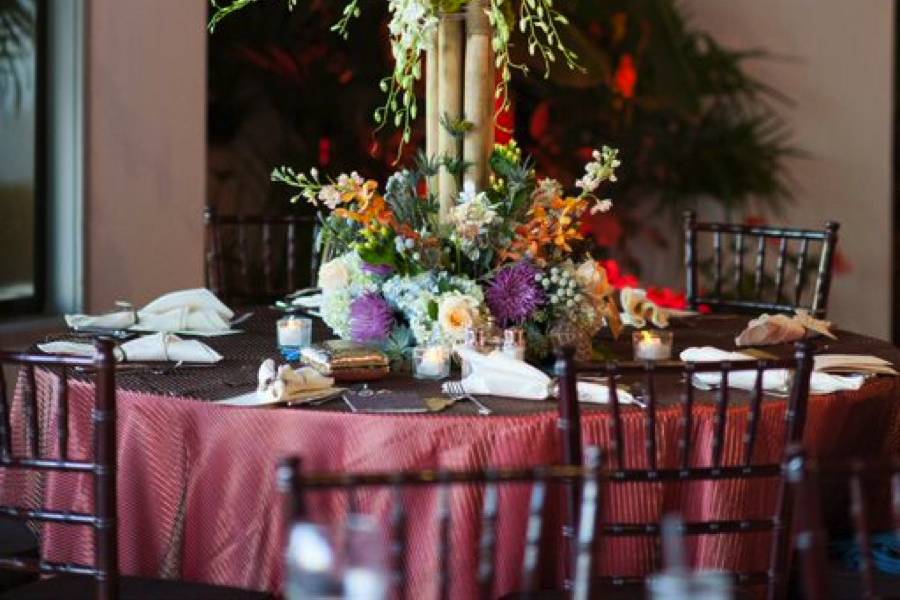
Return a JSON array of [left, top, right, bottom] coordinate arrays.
[[45, 309, 900, 413]]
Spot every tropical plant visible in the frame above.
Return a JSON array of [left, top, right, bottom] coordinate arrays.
[[0, 0, 34, 111]]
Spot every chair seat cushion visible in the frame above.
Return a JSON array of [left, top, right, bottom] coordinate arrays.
[[0, 574, 273, 600], [0, 518, 39, 593]]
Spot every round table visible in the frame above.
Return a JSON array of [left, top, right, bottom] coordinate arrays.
[[8, 312, 900, 598]]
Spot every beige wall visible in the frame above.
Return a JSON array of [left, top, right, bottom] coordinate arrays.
[[681, 0, 894, 339], [85, 0, 207, 311]]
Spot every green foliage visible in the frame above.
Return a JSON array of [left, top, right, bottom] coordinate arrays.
[[517, 0, 798, 244]]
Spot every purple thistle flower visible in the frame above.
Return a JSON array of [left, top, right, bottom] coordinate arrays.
[[350, 292, 395, 343], [486, 262, 546, 327], [362, 262, 394, 278]]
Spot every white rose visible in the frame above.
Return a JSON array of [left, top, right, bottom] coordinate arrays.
[[318, 258, 351, 293], [437, 293, 478, 341]]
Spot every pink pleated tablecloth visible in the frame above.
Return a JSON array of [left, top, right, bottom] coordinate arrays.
[[4, 314, 900, 598]]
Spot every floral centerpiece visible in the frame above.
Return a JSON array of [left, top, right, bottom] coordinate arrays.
[[281, 141, 625, 362]]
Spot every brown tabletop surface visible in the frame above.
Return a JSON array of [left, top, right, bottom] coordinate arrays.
[[46, 310, 900, 416]]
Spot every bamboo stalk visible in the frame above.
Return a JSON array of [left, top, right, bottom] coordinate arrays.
[[425, 32, 440, 198], [437, 13, 464, 224], [463, 0, 494, 192]]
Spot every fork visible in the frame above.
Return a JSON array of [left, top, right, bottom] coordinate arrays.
[[444, 380, 493, 415]]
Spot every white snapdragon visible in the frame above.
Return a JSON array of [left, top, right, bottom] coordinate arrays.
[[575, 146, 621, 213]]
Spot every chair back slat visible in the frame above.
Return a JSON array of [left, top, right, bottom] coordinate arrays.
[[572, 448, 602, 600], [57, 367, 68, 460], [236, 217, 250, 296], [262, 222, 275, 294], [774, 237, 788, 304], [893, 473, 900, 534], [849, 472, 876, 598], [204, 205, 225, 298], [0, 366, 10, 460], [684, 211, 698, 305], [711, 366, 731, 469], [389, 483, 407, 600], [794, 238, 810, 307], [713, 230, 723, 298], [784, 447, 830, 600], [608, 367, 625, 470], [743, 368, 764, 467], [811, 222, 839, 316], [92, 341, 119, 600], [437, 481, 452, 600], [0, 340, 119, 599], [684, 211, 839, 317], [477, 478, 499, 599], [754, 236, 766, 299], [680, 366, 694, 471], [520, 476, 547, 593], [644, 368, 657, 471], [554, 346, 582, 583], [286, 222, 298, 292], [26, 365, 38, 457]]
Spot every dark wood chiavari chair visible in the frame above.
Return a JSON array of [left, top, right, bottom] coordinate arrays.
[[684, 210, 840, 318], [278, 455, 606, 600], [204, 205, 321, 306], [555, 341, 816, 599], [785, 445, 900, 600], [0, 340, 272, 600]]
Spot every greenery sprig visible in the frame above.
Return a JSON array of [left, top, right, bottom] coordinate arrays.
[[208, 0, 580, 151]]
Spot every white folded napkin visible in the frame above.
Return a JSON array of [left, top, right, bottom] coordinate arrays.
[[38, 333, 223, 363], [679, 346, 865, 395], [66, 288, 235, 336], [255, 358, 335, 404], [136, 288, 234, 333], [454, 347, 634, 404], [65, 310, 136, 331]]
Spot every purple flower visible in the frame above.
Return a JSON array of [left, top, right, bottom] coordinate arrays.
[[486, 262, 546, 326], [362, 262, 394, 278], [350, 293, 394, 343]]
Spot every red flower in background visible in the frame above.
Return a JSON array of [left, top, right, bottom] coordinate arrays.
[[613, 53, 637, 99], [318, 137, 332, 166], [832, 249, 853, 275], [529, 101, 551, 140], [646, 287, 688, 310], [581, 212, 624, 248], [600, 259, 639, 289], [495, 72, 515, 145]]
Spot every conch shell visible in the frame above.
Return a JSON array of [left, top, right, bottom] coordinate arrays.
[[735, 310, 836, 347], [620, 288, 670, 329]]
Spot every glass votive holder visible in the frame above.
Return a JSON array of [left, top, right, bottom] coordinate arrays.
[[277, 314, 312, 351], [502, 327, 526, 361], [646, 570, 732, 600], [632, 330, 674, 361], [413, 345, 451, 380]]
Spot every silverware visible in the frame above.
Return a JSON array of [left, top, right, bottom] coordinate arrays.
[[229, 312, 254, 327], [444, 381, 493, 415]]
